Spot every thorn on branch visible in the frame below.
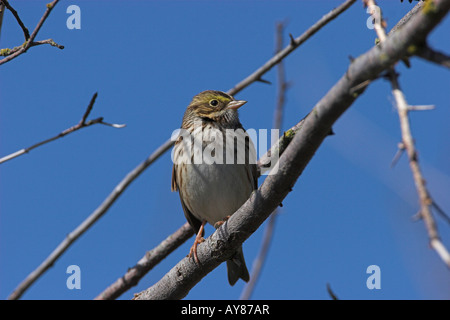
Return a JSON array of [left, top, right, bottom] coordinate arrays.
[[255, 77, 272, 85], [432, 201, 450, 225], [289, 33, 296, 46], [326, 283, 339, 300], [412, 209, 422, 222], [390, 142, 405, 168]]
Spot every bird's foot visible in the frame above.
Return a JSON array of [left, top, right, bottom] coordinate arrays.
[[214, 215, 231, 229], [189, 220, 206, 264]]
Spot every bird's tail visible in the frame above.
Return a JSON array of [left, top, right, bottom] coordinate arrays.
[[226, 245, 250, 286]]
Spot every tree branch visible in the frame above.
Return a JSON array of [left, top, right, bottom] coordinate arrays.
[[134, 0, 450, 300], [0, 0, 63, 66], [0, 93, 125, 165], [227, 0, 357, 96], [0, 0, 30, 40], [416, 46, 450, 69], [366, 0, 450, 268], [0, 2, 5, 42]]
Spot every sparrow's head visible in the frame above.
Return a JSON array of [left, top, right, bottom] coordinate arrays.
[[183, 90, 247, 126]]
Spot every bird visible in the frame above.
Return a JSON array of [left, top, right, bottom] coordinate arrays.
[[171, 90, 257, 285]]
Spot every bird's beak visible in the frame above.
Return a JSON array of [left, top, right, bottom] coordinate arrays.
[[226, 100, 247, 110]]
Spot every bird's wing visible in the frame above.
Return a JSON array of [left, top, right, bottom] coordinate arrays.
[[172, 163, 203, 234]]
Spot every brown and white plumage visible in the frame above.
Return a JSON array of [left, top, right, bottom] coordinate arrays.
[[171, 90, 257, 285]]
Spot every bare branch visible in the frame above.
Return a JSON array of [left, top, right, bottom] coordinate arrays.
[[416, 46, 450, 69], [227, 0, 357, 96], [366, 0, 450, 268], [1, 0, 30, 40], [431, 201, 450, 225], [326, 283, 339, 300], [0, 38, 64, 57], [133, 0, 450, 300], [0, 0, 63, 65], [0, 93, 124, 165], [0, 2, 5, 41], [390, 142, 405, 168]]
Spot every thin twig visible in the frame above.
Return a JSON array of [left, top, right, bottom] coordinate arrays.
[[240, 21, 289, 301], [0, 93, 124, 165], [390, 142, 405, 168], [227, 0, 357, 96], [1, 0, 30, 40], [0, 0, 63, 65], [326, 283, 339, 300], [0, 2, 5, 42], [432, 201, 450, 225], [366, 0, 450, 268], [0, 38, 64, 57]]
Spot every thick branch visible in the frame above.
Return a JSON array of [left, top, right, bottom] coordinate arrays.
[[134, 0, 450, 300]]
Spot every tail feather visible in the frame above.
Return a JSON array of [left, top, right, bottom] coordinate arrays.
[[226, 246, 250, 286]]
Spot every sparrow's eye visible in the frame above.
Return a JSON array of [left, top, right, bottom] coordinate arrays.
[[209, 99, 219, 107]]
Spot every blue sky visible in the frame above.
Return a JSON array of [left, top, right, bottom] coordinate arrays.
[[1, 0, 450, 300]]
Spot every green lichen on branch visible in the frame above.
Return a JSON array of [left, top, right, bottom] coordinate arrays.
[[407, 44, 419, 55], [0, 48, 11, 56], [422, 0, 438, 16]]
